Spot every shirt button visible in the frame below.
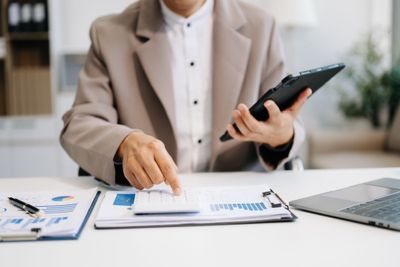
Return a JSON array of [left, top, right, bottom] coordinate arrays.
[[198, 139, 202, 144], [190, 61, 195, 67], [193, 100, 198, 105], [187, 22, 191, 28]]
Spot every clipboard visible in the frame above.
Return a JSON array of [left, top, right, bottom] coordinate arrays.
[[262, 189, 297, 221], [94, 185, 296, 229], [0, 190, 100, 242]]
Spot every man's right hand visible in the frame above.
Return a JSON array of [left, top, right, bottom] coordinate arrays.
[[117, 132, 181, 195]]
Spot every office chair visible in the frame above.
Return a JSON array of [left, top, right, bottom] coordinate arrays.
[[79, 164, 129, 186], [78, 168, 90, 176]]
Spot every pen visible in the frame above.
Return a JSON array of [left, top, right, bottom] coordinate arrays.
[[8, 197, 43, 218]]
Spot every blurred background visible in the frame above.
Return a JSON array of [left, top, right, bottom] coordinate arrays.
[[0, 0, 399, 178]]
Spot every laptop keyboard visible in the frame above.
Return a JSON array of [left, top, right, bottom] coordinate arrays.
[[341, 191, 400, 223]]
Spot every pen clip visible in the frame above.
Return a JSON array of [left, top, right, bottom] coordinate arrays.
[[26, 210, 44, 218]]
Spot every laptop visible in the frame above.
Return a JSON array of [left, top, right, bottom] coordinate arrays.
[[289, 178, 400, 231]]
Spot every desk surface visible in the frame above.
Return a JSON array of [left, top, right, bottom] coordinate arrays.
[[1, 168, 400, 267]]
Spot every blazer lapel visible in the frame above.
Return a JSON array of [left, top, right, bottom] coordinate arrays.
[[210, 0, 252, 167], [136, 34, 176, 135], [135, 0, 178, 157]]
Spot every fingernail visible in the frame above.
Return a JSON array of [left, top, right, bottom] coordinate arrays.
[[174, 188, 182, 196], [265, 101, 272, 107]]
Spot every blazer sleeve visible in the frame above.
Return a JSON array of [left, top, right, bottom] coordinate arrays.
[[256, 18, 306, 170], [60, 22, 135, 185]]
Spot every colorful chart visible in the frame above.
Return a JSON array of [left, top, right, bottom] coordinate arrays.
[[46, 217, 68, 227], [210, 202, 267, 212], [37, 203, 77, 214], [52, 196, 75, 202]]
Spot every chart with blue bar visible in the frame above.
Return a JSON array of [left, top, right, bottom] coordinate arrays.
[[0, 216, 70, 230], [210, 202, 267, 212], [37, 203, 77, 214], [0, 189, 98, 241]]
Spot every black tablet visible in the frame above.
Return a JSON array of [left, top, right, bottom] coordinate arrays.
[[220, 63, 345, 142]]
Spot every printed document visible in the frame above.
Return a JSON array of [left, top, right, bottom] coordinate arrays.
[[95, 185, 295, 228], [0, 188, 98, 239]]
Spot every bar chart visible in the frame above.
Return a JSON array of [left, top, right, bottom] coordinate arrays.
[[210, 202, 267, 212], [22, 218, 46, 229], [0, 216, 69, 229], [37, 203, 77, 214], [46, 217, 69, 227]]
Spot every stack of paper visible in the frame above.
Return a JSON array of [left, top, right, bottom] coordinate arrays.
[[0, 188, 99, 241], [95, 185, 295, 228]]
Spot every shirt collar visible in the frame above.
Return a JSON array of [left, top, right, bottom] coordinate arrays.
[[159, 0, 214, 27]]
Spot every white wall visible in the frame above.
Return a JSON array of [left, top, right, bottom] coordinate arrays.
[[53, 0, 137, 54]]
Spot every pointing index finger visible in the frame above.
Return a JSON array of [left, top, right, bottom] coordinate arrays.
[[154, 149, 182, 195]]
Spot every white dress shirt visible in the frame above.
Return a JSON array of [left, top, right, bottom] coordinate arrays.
[[160, 0, 214, 173]]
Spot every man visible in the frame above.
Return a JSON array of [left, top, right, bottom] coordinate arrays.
[[60, 0, 311, 195]]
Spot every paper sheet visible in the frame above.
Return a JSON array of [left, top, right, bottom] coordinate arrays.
[[95, 185, 294, 228], [0, 188, 98, 237]]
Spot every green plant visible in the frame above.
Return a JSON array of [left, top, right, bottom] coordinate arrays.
[[338, 33, 400, 128], [382, 63, 400, 126]]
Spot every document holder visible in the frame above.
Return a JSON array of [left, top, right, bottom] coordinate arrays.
[[95, 185, 297, 229], [0, 190, 100, 242]]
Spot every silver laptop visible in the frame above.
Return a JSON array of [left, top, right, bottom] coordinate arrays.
[[289, 178, 400, 231]]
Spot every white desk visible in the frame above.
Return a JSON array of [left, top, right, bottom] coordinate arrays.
[[1, 168, 400, 267]]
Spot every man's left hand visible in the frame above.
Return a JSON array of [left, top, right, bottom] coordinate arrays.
[[226, 88, 312, 148]]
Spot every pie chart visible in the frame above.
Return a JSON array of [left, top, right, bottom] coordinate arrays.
[[52, 196, 75, 202]]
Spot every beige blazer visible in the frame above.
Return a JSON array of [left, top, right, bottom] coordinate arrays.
[[60, 0, 305, 185]]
